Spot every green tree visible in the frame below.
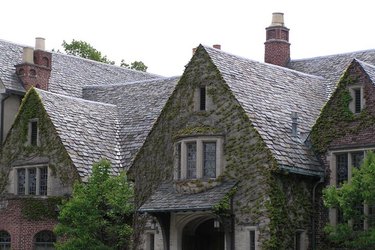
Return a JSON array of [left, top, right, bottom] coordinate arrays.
[[62, 40, 114, 64], [55, 159, 134, 250], [62, 40, 148, 72], [323, 151, 375, 249]]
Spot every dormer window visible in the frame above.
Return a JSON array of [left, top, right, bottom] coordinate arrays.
[[29, 119, 39, 146], [349, 87, 364, 114], [174, 137, 223, 180]]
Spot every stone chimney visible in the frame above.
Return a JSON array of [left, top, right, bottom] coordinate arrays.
[[15, 37, 52, 91], [264, 12, 290, 67]]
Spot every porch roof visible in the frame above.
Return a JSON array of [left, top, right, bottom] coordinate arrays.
[[138, 181, 237, 213]]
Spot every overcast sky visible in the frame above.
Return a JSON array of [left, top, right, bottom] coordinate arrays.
[[1, 0, 374, 76]]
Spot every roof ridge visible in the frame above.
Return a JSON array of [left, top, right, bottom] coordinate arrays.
[[202, 45, 325, 80], [83, 76, 180, 89], [291, 49, 375, 62], [35, 88, 117, 107]]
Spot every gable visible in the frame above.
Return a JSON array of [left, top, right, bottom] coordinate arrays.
[[0, 88, 79, 194], [310, 59, 375, 153]]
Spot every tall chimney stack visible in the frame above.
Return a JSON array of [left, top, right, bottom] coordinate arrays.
[[264, 12, 290, 67]]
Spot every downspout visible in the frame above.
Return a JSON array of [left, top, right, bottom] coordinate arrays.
[[0, 93, 9, 144], [312, 176, 324, 250]]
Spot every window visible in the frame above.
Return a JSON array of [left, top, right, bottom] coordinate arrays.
[[175, 137, 223, 180], [349, 87, 364, 114], [249, 230, 256, 250], [187, 142, 197, 178], [0, 231, 11, 250], [335, 151, 364, 186], [199, 87, 206, 111], [34, 230, 56, 250], [147, 233, 155, 250], [16, 166, 48, 196], [29, 119, 39, 146], [294, 230, 306, 250]]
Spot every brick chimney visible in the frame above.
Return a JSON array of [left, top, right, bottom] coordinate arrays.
[[15, 37, 52, 91], [264, 13, 290, 67]]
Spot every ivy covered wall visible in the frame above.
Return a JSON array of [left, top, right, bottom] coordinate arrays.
[[0, 88, 79, 211], [132, 46, 316, 249]]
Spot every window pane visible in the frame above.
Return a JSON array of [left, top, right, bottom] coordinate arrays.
[[354, 88, 361, 113], [353, 204, 364, 231], [29, 168, 36, 195], [30, 121, 38, 146], [368, 204, 375, 228], [200, 87, 206, 111], [187, 142, 196, 178], [352, 151, 364, 169], [249, 230, 255, 250], [17, 168, 26, 195], [177, 144, 181, 179], [295, 232, 301, 250], [203, 142, 216, 178], [35, 231, 56, 250], [336, 153, 348, 186], [40, 167, 48, 196], [0, 231, 11, 250]]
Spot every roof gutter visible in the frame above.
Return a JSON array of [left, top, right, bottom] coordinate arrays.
[[279, 164, 324, 178]]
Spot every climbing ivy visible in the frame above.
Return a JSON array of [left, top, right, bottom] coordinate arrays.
[[131, 45, 314, 249], [21, 197, 63, 221]]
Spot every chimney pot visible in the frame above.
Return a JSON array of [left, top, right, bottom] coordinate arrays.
[[213, 44, 221, 50], [271, 12, 285, 27], [22, 47, 34, 64], [35, 37, 45, 50]]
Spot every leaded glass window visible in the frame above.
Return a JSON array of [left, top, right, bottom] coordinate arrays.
[[34, 230, 56, 250], [40, 167, 48, 196], [28, 168, 37, 195], [187, 142, 197, 178], [352, 151, 364, 169], [0, 231, 11, 250], [203, 142, 216, 178], [336, 153, 348, 186], [30, 120, 38, 146], [17, 168, 26, 195]]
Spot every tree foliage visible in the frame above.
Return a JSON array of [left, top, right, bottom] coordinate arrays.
[[62, 40, 148, 72], [323, 151, 375, 249], [55, 159, 134, 250]]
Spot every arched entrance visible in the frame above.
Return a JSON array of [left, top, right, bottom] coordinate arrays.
[[182, 218, 224, 250]]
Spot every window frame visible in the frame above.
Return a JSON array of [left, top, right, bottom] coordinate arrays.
[[14, 165, 48, 196], [28, 118, 40, 146], [0, 230, 11, 250], [329, 148, 373, 230], [349, 86, 364, 114], [174, 136, 223, 180], [34, 230, 56, 250]]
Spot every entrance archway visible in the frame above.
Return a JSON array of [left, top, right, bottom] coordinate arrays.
[[182, 218, 224, 250]]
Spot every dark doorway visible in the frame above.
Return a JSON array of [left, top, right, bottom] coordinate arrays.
[[182, 218, 224, 250]]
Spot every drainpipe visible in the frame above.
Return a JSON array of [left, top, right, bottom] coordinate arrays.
[[312, 176, 324, 250], [0, 93, 9, 144]]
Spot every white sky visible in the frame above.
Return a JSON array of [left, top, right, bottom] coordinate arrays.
[[1, 0, 374, 76]]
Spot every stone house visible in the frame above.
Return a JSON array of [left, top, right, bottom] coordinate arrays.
[[1, 12, 375, 250], [133, 13, 375, 250]]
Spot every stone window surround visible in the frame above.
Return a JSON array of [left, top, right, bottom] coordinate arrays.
[[328, 148, 374, 229], [174, 136, 224, 180], [28, 118, 40, 146], [348, 85, 365, 114], [13, 164, 48, 196]]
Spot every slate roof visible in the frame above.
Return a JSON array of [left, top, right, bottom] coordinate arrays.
[[203, 45, 327, 175], [83, 76, 180, 169], [139, 181, 237, 212], [288, 50, 375, 96], [357, 59, 375, 83], [36, 89, 122, 179], [0, 39, 161, 97]]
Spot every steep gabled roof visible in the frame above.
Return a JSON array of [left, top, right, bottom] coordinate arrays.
[[203, 45, 326, 175], [36, 89, 122, 179], [288, 50, 375, 95], [357, 59, 375, 83], [83, 76, 179, 169], [0, 39, 161, 96]]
